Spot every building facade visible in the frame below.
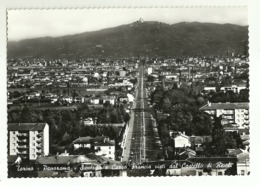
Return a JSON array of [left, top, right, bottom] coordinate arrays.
[[8, 123, 49, 160], [73, 136, 115, 160], [200, 102, 249, 129]]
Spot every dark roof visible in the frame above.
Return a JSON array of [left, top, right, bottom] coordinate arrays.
[[95, 141, 115, 146], [36, 155, 77, 165], [73, 136, 93, 144], [227, 149, 243, 156], [8, 155, 20, 164], [141, 160, 193, 169], [200, 102, 249, 110], [37, 154, 122, 168], [187, 157, 237, 163], [8, 123, 47, 131], [73, 136, 108, 144], [237, 153, 249, 162]]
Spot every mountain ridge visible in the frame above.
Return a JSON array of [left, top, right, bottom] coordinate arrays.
[[7, 21, 248, 59]]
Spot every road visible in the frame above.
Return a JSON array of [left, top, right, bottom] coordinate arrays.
[[122, 65, 162, 164]]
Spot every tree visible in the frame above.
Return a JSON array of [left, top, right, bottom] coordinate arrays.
[[203, 117, 241, 156], [123, 113, 131, 123], [151, 85, 164, 105], [161, 97, 171, 112], [165, 104, 193, 135], [19, 106, 31, 122], [192, 111, 212, 136], [147, 75, 155, 82]]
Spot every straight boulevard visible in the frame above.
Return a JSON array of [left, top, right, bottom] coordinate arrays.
[[122, 65, 161, 164]]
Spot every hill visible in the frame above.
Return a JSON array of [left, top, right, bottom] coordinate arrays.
[[7, 21, 248, 59]]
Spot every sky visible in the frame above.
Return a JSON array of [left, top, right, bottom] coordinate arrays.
[[8, 8, 248, 41]]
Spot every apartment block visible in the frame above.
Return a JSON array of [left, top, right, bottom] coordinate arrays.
[[8, 123, 49, 160], [200, 102, 249, 129]]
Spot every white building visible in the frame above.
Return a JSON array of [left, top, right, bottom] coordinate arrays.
[[94, 141, 115, 160], [62, 96, 73, 103], [102, 96, 116, 105], [200, 102, 249, 129], [203, 87, 217, 93], [73, 136, 115, 160], [90, 97, 100, 105], [8, 123, 49, 160], [147, 67, 153, 75], [174, 132, 191, 148], [127, 93, 135, 103], [83, 117, 94, 125], [237, 153, 250, 175], [220, 85, 247, 93]]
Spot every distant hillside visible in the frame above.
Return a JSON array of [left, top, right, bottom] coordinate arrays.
[[7, 21, 248, 59]]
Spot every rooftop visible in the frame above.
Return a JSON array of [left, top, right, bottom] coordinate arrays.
[[36, 155, 77, 165], [200, 102, 249, 110], [36, 154, 121, 166], [8, 123, 48, 131], [73, 136, 110, 144]]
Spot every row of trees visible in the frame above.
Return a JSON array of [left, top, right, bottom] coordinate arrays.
[[97, 101, 130, 124], [151, 84, 211, 137], [207, 89, 249, 103], [203, 117, 244, 156], [150, 83, 244, 158], [8, 102, 127, 154]]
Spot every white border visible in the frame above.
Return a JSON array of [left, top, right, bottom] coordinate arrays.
[[0, 0, 260, 185]]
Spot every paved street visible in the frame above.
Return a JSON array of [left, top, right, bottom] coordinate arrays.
[[122, 65, 161, 164]]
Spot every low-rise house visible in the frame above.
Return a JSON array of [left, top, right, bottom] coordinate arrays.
[[50, 96, 58, 103], [237, 153, 250, 175], [187, 157, 237, 176], [227, 148, 250, 175], [94, 140, 115, 160], [74, 96, 85, 103], [174, 132, 191, 148], [36, 153, 126, 177], [83, 117, 94, 125], [90, 97, 100, 105], [220, 84, 247, 93], [118, 96, 128, 103], [62, 96, 73, 103], [102, 95, 116, 105], [203, 86, 217, 93], [72, 136, 115, 160], [141, 160, 196, 176]]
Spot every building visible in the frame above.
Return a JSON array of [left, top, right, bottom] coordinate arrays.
[[220, 85, 247, 93], [147, 67, 153, 75], [174, 132, 191, 148], [119, 70, 126, 77], [187, 157, 237, 176], [83, 117, 94, 125], [8, 123, 49, 160], [236, 152, 250, 175], [35, 154, 127, 177], [73, 136, 115, 160], [227, 149, 250, 175], [94, 140, 115, 160], [102, 95, 116, 105], [200, 102, 249, 129], [203, 86, 217, 93]]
